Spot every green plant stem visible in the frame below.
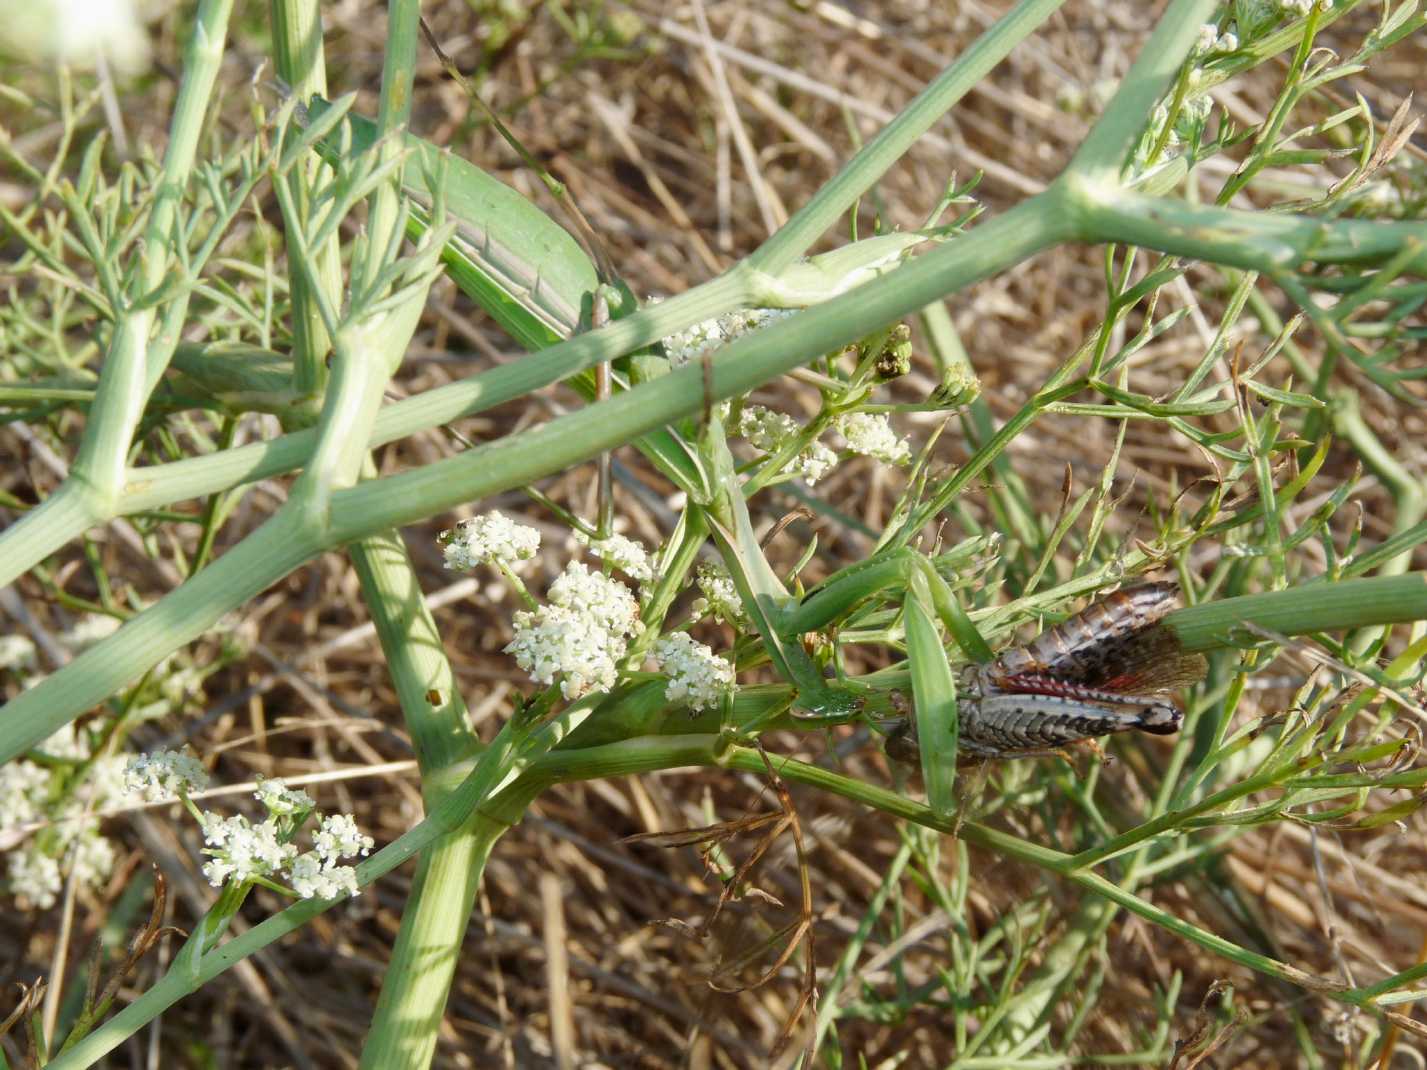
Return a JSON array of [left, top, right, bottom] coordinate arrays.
[[329, 197, 1068, 537], [1066, 0, 1217, 180], [748, 0, 1068, 273], [0, 0, 234, 577], [359, 817, 506, 1070], [1072, 186, 1427, 274], [347, 504, 490, 1068], [270, 0, 341, 395], [1332, 389, 1426, 578], [108, 273, 747, 514], [353, 0, 419, 303], [1165, 573, 1427, 654]]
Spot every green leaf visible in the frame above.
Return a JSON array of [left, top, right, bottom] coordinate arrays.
[[906, 570, 959, 817]]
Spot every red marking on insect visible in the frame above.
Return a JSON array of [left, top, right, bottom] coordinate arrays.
[[958, 582, 1208, 759]]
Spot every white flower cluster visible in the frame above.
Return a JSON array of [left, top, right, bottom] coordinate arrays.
[[0, 635, 37, 672], [838, 413, 911, 465], [651, 633, 735, 713], [660, 307, 797, 366], [1279, 0, 1330, 13], [200, 813, 297, 887], [734, 405, 840, 486], [255, 776, 314, 816], [440, 511, 541, 573], [574, 530, 653, 583], [734, 404, 798, 451], [693, 562, 745, 626], [60, 614, 121, 652], [4, 727, 127, 909], [506, 562, 642, 699], [289, 814, 373, 900], [1, 761, 52, 833], [797, 441, 839, 484], [1194, 23, 1238, 54], [124, 748, 210, 802], [10, 0, 154, 77], [174, 776, 372, 901]]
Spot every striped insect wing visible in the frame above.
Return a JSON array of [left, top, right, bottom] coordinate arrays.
[[1088, 625, 1208, 694], [993, 582, 1183, 686]]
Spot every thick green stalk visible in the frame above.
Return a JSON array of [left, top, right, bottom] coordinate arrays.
[[348, 524, 492, 1069], [1166, 573, 1427, 654], [359, 819, 506, 1069]]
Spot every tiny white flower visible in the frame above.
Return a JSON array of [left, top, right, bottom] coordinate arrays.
[[661, 307, 795, 366], [312, 814, 373, 863], [838, 412, 912, 465], [506, 563, 642, 699], [574, 530, 653, 583], [1215, 30, 1238, 52], [287, 854, 361, 900], [1194, 23, 1218, 54], [661, 316, 727, 366], [124, 749, 210, 802], [735, 405, 801, 452], [733, 405, 839, 483], [0, 762, 51, 832], [652, 633, 735, 713], [199, 813, 297, 887], [7, 845, 62, 909], [546, 560, 641, 624], [694, 563, 745, 626], [507, 606, 623, 699], [796, 441, 839, 485], [37, 723, 91, 762], [255, 777, 314, 817], [60, 614, 121, 653], [440, 511, 542, 573], [0, 635, 37, 673]]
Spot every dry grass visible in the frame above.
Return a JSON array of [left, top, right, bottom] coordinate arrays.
[[3, 1, 1427, 1066]]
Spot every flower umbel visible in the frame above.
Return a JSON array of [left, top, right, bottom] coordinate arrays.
[[287, 814, 374, 900], [651, 633, 735, 713], [734, 405, 840, 485], [199, 813, 297, 887], [574, 530, 653, 583], [838, 412, 912, 465], [661, 307, 796, 366], [440, 511, 542, 573], [693, 562, 746, 626], [507, 562, 642, 699], [124, 749, 210, 802]]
